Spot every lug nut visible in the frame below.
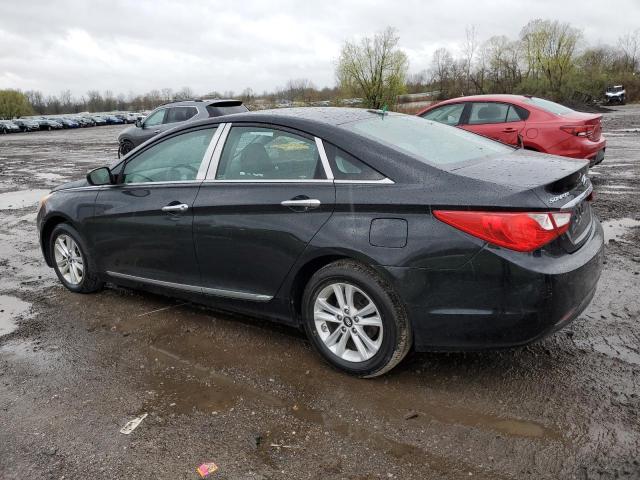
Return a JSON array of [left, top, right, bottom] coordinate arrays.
[[341, 326, 347, 332], [337, 314, 343, 321], [354, 316, 359, 323], [351, 327, 357, 333], [344, 307, 350, 313]]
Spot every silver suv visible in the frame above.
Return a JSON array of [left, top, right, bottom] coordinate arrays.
[[117, 99, 247, 156]]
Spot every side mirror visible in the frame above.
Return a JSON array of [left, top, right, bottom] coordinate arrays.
[[135, 119, 143, 128], [87, 167, 113, 186]]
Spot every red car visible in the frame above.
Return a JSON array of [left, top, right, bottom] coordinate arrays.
[[416, 94, 606, 166]]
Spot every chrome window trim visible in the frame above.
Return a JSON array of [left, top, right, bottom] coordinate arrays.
[[106, 271, 272, 302], [334, 178, 395, 184], [197, 124, 225, 180], [201, 179, 333, 184], [205, 123, 232, 180], [315, 137, 334, 180]]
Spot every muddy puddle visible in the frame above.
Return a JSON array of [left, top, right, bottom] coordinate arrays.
[[0, 189, 49, 210], [133, 303, 559, 443], [0, 294, 32, 336], [601, 217, 640, 242]]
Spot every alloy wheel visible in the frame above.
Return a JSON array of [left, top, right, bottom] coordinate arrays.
[[313, 282, 383, 363], [53, 234, 84, 285]]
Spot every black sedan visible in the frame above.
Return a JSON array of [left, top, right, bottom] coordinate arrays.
[[36, 108, 604, 377], [13, 119, 40, 132], [0, 120, 21, 133]]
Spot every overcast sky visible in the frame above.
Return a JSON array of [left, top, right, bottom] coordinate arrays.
[[1, 0, 639, 98]]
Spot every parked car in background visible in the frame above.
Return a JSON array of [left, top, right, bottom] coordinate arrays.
[[13, 119, 40, 132], [36, 118, 63, 131], [0, 120, 21, 133], [105, 115, 124, 125], [51, 118, 80, 129], [605, 85, 626, 105], [124, 113, 138, 124], [76, 116, 95, 127], [38, 108, 603, 377], [117, 99, 248, 156], [417, 94, 606, 166], [91, 116, 107, 126]]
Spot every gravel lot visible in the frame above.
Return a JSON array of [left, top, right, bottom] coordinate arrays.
[[1, 107, 639, 479]]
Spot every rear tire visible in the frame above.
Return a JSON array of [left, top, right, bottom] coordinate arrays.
[[302, 260, 412, 377], [50, 223, 103, 293]]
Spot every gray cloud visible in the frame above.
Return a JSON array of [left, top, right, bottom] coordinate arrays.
[[1, 0, 639, 97]]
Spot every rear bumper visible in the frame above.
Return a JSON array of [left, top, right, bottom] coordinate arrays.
[[385, 220, 604, 351], [547, 137, 606, 162]]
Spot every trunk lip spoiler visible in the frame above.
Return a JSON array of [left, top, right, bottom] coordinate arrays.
[[560, 184, 593, 210]]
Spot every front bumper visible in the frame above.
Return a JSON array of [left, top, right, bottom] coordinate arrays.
[[385, 219, 604, 351]]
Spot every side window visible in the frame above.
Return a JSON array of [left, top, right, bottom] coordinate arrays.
[[143, 109, 166, 127], [123, 127, 216, 183], [216, 127, 325, 180], [165, 107, 198, 124], [323, 143, 384, 181], [421, 103, 465, 126], [508, 105, 530, 121], [468, 102, 510, 125]]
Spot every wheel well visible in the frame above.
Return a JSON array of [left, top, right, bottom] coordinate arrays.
[[41, 216, 68, 266], [289, 255, 348, 320]]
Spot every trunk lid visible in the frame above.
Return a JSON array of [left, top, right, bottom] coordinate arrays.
[[451, 150, 593, 252], [560, 112, 603, 141]]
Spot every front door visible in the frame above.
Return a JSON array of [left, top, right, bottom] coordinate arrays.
[[193, 124, 336, 300], [89, 126, 218, 286], [460, 102, 526, 146]]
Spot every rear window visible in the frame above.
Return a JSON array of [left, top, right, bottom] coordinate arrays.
[[522, 97, 574, 115], [344, 114, 512, 167], [206, 105, 249, 117]]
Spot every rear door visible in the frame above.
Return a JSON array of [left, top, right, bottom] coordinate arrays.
[[192, 123, 336, 301], [138, 107, 168, 143], [461, 102, 526, 146]]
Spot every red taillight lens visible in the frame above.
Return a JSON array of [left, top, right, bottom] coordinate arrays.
[[560, 125, 595, 138], [433, 210, 572, 252]]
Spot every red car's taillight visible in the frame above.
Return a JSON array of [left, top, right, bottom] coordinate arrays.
[[433, 210, 572, 252], [560, 124, 595, 138]]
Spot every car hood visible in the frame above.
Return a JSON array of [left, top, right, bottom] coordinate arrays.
[[118, 125, 137, 141], [51, 179, 88, 192]]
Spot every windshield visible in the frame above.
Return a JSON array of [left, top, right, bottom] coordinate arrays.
[[343, 114, 512, 167], [522, 97, 574, 115]]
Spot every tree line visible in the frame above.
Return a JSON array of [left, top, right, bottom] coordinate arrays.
[[1, 18, 638, 119]]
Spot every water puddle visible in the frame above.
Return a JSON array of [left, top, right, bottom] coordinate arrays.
[[0, 189, 49, 210], [0, 295, 32, 336], [601, 217, 640, 242]]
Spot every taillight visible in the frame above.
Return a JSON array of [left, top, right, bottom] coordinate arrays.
[[560, 125, 595, 138], [433, 210, 572, 252]]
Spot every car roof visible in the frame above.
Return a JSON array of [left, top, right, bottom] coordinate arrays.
[[434, 94, 531, 104], [157, 98, 243, 108], [206, 107, 386, 127]]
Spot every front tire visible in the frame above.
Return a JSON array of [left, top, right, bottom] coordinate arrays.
[[119, 140, 134, 157], [50, 223, 103, 293], [302, 260, 412, 377]]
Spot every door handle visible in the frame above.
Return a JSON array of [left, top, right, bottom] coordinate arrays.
[[153, 130, 160, 134], [161, 203, 189, 213], [281, 199, 321, 209], [502, 128, 517, 133]]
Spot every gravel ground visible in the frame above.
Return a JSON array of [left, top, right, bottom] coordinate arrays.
[[1, 107, 639, 480]]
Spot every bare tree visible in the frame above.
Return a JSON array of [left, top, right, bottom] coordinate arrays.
[[618, 29, 640, 72], [430, 47, 454, 97], [463, 25, 478, 94], [336, 27, 409, 109]]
